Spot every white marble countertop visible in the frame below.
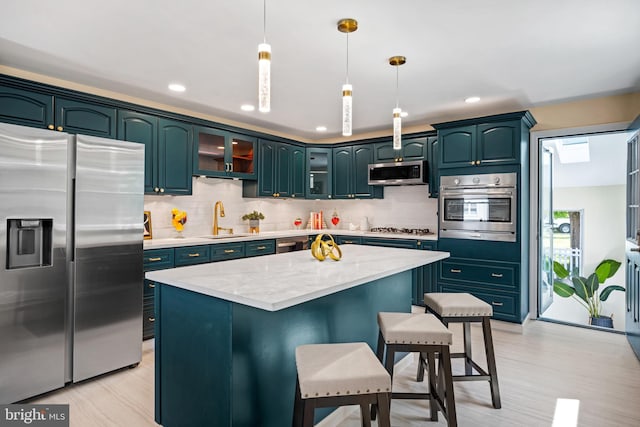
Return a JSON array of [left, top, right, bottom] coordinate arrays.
[[146, 244, 449, 311], [144, 229, 437, 250]]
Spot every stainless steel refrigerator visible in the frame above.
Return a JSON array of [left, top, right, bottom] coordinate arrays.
[[0, 122, 144, 403]]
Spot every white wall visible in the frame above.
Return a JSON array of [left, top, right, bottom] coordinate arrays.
[[144, 177, 438, 238], [544, 185, 627, 331]]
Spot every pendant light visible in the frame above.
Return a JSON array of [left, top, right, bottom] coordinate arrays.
[[389, 56, 406, 150], [258, 0, 270, 113], [338, 18, 358, 137]]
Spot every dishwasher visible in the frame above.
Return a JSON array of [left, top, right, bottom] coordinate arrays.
[[276, 236, 310, 253]]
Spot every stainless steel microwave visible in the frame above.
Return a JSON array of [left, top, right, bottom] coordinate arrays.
[[368, 160, 428, 185]]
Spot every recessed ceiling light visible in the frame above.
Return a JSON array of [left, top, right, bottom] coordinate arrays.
[[400, 111, 409, 118], [465, 96, 481, 104], [241, 104, 255, 112], [316, 126, 327, 132], [168, 83, 186, 92]]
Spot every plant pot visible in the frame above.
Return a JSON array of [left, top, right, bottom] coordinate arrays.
[[249, 219, 260, 234], [590, 315, 613, 328]]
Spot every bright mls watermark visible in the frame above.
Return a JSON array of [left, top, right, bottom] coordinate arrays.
[[0, 405, 68, 426]]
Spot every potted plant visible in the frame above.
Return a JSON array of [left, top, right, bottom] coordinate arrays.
[[242, 210, 265, 233], [553, 259, 624, 328]]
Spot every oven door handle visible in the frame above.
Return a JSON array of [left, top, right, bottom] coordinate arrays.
[[441, 190, 513, 196]]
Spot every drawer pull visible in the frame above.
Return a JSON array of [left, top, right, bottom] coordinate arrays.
[[343, 240, 354, 244], [148, 257, 162, 262], [491, 302, 504, 307], [450, 269, 462, 273], [224, 249, 235, 254], [148, 317, 156, 322], [148, 283, 155, 288], [491, 273, 503, 278], [188, 253, 200, 257], [256, 246, 267, 250]]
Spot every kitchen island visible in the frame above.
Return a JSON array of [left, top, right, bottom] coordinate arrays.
[[146, 244, 449, 427]]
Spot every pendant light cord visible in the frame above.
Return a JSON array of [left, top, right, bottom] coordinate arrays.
[[263, 0, 267, 43], [395, 66, 399, 108], [345, 32, 350, 84]]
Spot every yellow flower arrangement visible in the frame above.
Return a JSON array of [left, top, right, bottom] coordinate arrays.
[[171, 208, 187, 231]]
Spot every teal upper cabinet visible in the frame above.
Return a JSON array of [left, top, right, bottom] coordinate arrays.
[[0, 85, 54, 129], [306, 147, 333, 199], [118, 110, 192, 195], [0, 84, 115, 138], [333, 144, 382, 199], [242, 140, 305, 198], [373, 136, 427, 163], [194, 126, 256, 179], [427, 136, 439, 198], [435, 112, 536, 169], [55, 98, 116, 138]]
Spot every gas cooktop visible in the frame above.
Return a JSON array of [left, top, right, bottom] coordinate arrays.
[[369, 227, 434, 236]]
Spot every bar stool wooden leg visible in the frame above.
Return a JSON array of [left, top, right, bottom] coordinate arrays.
[[482, 316, 501, 409], [463, 321, 473, 376], [302, 398, 315, 427], [426, 351, 438, 422], [292, 378, 303, 427], [359, 403, 371, 427], [376, 392, 392, 427], [440, 346, 457, 427]]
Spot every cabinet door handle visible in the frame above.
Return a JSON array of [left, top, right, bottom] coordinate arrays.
[[224, 249, 235, 253], [450, 269, 462, 273], [148, 257, 162, 262], [48, 124, 54, 130], [476, 160, 481, 165], [160, 188, 165, 193], [491, 273, 503, 278], [256, 246, 267, 250], [148, 283, 155, 288], [148, 317, 156, 322], [470, 161, 475, 165], [343, 240, 354, 244], [491, 302, 504, 307], [154, 187, 160, 193], [57, 126, 63, 131], [188, 253, 200, 257]]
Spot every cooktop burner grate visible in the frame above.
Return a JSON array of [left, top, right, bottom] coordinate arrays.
[[369, 227, 434, 235]]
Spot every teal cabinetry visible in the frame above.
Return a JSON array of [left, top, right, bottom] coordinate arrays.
[[245, 239, 276, 257], [306, 147, 333, 199], [333, 144, 383, 199], [210, 242, 246, 262], [335, 236, 362, 245], [0, 85, 54, 129], [194, 126, 256, 179], [143, 248, 175, 340], [0, 85, 116, 138], [427, 136, 439, 198], [175, 245, 211, 266], [243, 140, 305, 198], [119, 111, 193, 195], [373, 136, 427, 163], [415, 240, 438, 305], [362, 237, 418, 249], [55, 98, 116, 138], [435, 112, 535, 169]]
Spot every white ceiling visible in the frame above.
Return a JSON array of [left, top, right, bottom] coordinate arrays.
[[1, 0, 639, 141]]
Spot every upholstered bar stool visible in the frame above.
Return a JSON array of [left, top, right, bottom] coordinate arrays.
[[420, 292, 501, 409], [293, 342, 392, 427], [373, 312, 457, 427]]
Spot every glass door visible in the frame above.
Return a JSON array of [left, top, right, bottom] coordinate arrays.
[[539, 146, 554, 315]]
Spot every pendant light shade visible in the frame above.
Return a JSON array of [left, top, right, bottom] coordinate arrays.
[[389, 56, 406, 150], [258, 42, 271, 113], [342, 84, 353, 136], [258, 0, 270, 113], [338, 19, 357, 137]]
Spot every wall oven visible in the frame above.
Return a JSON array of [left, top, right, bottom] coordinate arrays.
[[439, 172, 517, 242]]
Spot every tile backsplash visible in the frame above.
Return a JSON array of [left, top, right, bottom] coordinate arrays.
[[144, 177, 438, 238]]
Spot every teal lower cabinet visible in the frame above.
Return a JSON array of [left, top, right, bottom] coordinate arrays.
[[143, 249, 176, 340], [361, 237, 418, 249], [335, 235, 362, 245], [210, 242, 246, 261], [245, 239, 276, 257], [415, 240, 438, 305], [436, 256, 522, 322], [153, 270, 412, 427], [175, 245, 211, 266]]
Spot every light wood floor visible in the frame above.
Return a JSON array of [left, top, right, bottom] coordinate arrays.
[[29, 320, 640, 426]]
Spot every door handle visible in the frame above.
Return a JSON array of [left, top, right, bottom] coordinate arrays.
[[148, 257, 162, 262], [450, 269, 462, 273], [224, 249, 235, 253], [148, 317, 156, 322], [491, 273, 503, 278], [256, 246, 267, 250], [188, 253, 200, 257], [491, 302, 504, 307], [148, 283, 155, 288]]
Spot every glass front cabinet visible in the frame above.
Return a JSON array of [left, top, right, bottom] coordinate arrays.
[[194, 126, 256, 179]]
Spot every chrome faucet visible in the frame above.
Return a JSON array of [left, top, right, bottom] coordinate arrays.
[[213, 201, 233, 235]]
